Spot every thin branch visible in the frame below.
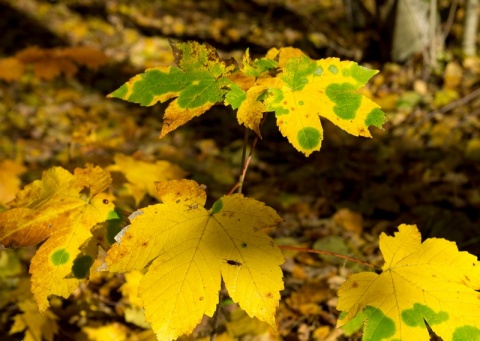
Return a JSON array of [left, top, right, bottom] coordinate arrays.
[[417, 87, 480, 127], [237, 133, 260, 194], [237, 128, 252, 194], [278, 245, 380, 269], [228, 114, 268, 195], [239, 128, 249, 179], [441, 0, 459, 44]]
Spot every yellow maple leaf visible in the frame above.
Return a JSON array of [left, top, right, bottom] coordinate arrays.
[[108, 154, 187, 205], [337, 224, 480, 341], [265, 54, 386, 156], [9, 297, 58, 341], [0, 165, 115, 311], [104, 179, 284, 340]]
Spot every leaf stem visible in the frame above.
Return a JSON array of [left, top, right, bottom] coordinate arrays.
[[210, 283, 225, 341], [278, 245, 380, 269], [229, 114, 268, 195], [236, 128, 250, 194]]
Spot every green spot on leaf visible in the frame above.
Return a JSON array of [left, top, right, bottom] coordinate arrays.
[[341, 311, 364, 336], [267, 88, 290, 116], [107, 209, 120, 220], [282, 56, 317, 91], [363, 306, 396, 341], [275, 107, 289, 116], [328, 65, 339, 74], [453, 326, 480, 341], [107, 208, 124, 245], [401, 303, 449, 328], [225, 83, 246, 109], [325, 83, 361, 119], [350, 63, 378, 84], [128, 68, 185, 106], [313, 66, 323, 76], [72, 255, 94, 279], [298, 100, 304, 106], [365, 107, 387, 128], [211, 199, 223, 214], [51, 249, 69, 266], [297, 127, 321, 150]]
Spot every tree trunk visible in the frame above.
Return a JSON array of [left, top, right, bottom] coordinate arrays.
[[463, 0, 479, 56]]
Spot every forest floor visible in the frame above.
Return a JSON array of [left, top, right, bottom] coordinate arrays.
[[1, 0, 480, 340]]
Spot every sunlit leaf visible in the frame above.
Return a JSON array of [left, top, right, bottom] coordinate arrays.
[[104, 179, 284, 340], [108, 153, 187, 205], [108, 41, 237, 137], [264, 51, 386, 156], [337, 224, 480, 341]]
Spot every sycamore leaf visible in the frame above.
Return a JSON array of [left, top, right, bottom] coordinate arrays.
[[9, 297, 58, 341], [264, 51, 386, 156], [337, 224, 480, 341], [108, 154, 187, 205], [108, 41, 237, 137], [104, 179, 284, 341], [0, 165, 115, 311]]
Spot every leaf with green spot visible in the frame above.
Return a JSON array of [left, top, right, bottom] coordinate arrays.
[[242, 49, 278, 78], [103, 179, 284, 341], [224, 83, 246, 110], [337, 224, 480, 341], [108, 41, 237, 137], [0, 165, 114, 312], [264, 55, 386, 156]]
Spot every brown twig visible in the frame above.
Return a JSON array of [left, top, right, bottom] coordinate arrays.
[[278, 245, 380, 270], [227, 114, 268, 195], [209, 287, 224, 341], [441, 0, 459, 45], [416, 87, 480, 127]]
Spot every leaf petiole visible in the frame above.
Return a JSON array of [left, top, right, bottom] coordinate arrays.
[[278, 245, 379, 269]]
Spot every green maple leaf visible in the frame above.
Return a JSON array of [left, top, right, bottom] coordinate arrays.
[[108, 40, 237, 137]]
